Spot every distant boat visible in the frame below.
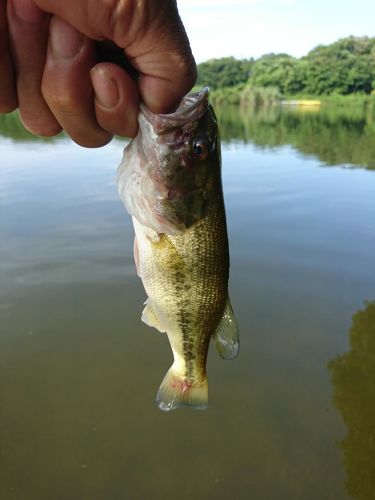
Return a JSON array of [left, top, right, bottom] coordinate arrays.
[[281, 99, 321, 107]]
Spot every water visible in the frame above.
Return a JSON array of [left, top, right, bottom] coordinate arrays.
[[0, 106, 374, 500]]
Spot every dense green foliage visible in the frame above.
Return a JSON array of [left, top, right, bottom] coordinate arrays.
[[197, 36, 375, 96], [248, 54, 306, 95], [299, 37, 375, 95], [196, 57, 253, 90]]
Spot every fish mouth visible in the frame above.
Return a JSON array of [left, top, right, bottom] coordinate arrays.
[[140, 87, 210, 134]]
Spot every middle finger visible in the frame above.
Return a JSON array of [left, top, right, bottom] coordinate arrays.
[[42, 16, 112, 148]]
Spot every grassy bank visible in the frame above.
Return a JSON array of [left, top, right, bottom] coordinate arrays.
[[205, 84, 375, 110], [206, 84, 281, 107], [283, 93, 375, 107]]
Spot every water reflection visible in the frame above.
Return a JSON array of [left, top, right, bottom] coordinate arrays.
[[2, 104, 375, 170], [216, 104, 375, 170], [1, 105, 375, 498], [329, 301, 375, 500]]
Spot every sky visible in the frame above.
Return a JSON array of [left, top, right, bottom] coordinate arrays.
[[178, 0, 375, 62]]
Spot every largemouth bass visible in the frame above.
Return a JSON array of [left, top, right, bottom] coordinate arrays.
[[117, 88, 239, 411]]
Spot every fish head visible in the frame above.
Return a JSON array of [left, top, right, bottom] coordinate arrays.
[[118, 88, 221, 235]]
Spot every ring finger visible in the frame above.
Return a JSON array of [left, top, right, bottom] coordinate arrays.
[[7, 0, 61, 135]]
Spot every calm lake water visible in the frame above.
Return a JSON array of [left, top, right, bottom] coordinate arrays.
[[0, 105, 374, 500]]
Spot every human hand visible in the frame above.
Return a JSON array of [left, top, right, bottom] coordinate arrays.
[[0, 0, 197, 147]]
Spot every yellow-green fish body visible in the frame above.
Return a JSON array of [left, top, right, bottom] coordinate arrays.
[[117, 88, 239, 411]]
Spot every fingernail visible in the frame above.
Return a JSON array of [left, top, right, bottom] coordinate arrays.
[[50, 17, 84, 58], [91, 68, 119, 109], [13, 0, 45, 23]]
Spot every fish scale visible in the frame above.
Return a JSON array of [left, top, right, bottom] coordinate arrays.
[[134, 199, 227, 376]]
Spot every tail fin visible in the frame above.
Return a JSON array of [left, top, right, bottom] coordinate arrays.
[[156, 365, 208, 412]]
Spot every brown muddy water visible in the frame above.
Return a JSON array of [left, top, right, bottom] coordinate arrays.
[[0, 106, 374, 500]]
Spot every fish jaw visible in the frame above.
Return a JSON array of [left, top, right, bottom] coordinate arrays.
[[117, 88, 220, 235], [139, 87, 210, 135]]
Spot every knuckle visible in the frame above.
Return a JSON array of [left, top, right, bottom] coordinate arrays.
[[167, 50, 197, 94], [88, 0, 132, 41], [177, 55, 197, 87], [43, 89, 77, 117], [108, 0, 135, 43], [104, 0, 161, 46]]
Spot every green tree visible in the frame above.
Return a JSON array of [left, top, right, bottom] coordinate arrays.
[[198, 36, 375, 97], [249, 53, 305, 94], [303, 37, 375, 95], [196, 57, 253, 90]]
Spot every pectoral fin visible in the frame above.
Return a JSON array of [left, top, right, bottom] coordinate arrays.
[[141, 299, 166, 333], [213, 298, 239, 360]]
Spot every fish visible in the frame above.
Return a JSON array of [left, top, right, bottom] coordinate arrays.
[[117, 88, 239, 411]]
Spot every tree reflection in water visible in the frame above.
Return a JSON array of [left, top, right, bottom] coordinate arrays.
[[329, 301, 375, 500], [215, 103, 375, 170], [2, 104, 375, 169]]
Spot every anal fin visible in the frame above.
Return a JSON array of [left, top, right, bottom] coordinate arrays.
[[213, 298, 239, 360]]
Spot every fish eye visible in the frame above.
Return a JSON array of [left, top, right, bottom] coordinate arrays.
[[192, 140, 209, 161]]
